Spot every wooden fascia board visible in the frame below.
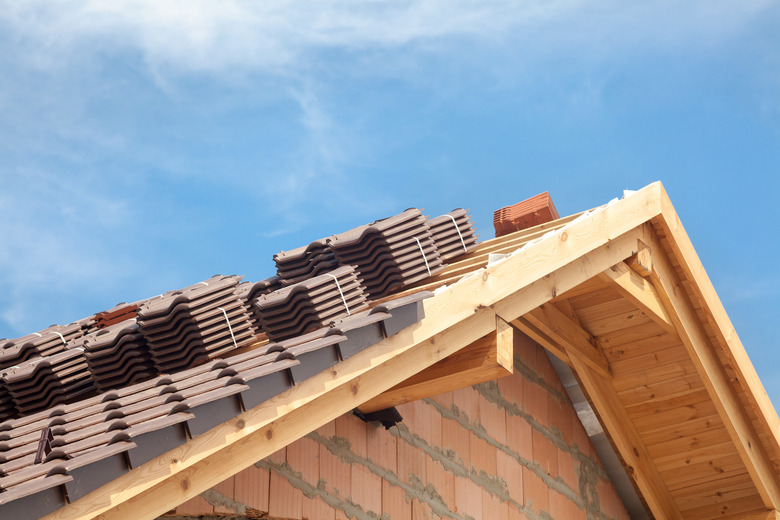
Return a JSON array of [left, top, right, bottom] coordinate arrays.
[[45, 186, 663, 520], [357, 318, 514, 413], [644, 222, 780, 509], [598, 260, 676, 335], [654, 184, 780, 457]]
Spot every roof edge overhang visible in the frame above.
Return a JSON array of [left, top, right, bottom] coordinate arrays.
[[42, 182, 780, 520]]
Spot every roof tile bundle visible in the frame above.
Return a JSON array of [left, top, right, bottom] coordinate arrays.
[[235, 275, 283, 331], [327, 208, 445, 299], [0, 349, 94, 419], [0, 290, 435, 519], [428, 208, 479, 262], [93, 303, 140, 329], [274, 240, 339, 286], [0, 323, 84, 372], [493, 191, 559, 238], [77, 319, 155, 392], [253, 265, 368, 342], [137, 275, 257, 373]]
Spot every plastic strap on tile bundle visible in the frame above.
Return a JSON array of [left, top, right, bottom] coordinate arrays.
[[427, 208, 479, 262]]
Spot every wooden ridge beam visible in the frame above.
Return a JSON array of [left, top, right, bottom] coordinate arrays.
[[358, 318, 514, 413], [643, 223, 780, 510], [525, 303, 612, 379], [599, 260, 676, 336]]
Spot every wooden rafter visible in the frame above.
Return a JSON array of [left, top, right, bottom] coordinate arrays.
[[643, 222, 780, 510]]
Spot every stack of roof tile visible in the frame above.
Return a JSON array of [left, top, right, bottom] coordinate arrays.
[[327, 208, 444, 299], [493, 191, 559, 238], [93, 303, 140, 329], [137, 275, 257, 373], [77, 319, 155, 392], [428, 208, 479, 262], [0, 349, 94, 418], [274, 240, 339, 286], [235, 275, 283, 331], [253, 266, 367, 342], [0, 290, 434, 519], [0, 323, 84, 372]]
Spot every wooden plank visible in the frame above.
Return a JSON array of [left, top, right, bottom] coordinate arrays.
[[644, 223, 780, 509], [358, 317, 513, 413], [524, 303, 612, 379], [568, 354, 684, 520], [599, 261, 676, 335], [510, 316, 572, 368]]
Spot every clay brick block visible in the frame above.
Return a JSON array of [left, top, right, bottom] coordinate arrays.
[[513, 329, 541, 373], [302, 495, 336, 520], [557, 449, 579, 493], [508, 502, 530, 520], [454, 476, 483, 519], [536, 347, 564, 394], [412, 498, 433, 520], [269, 470, 303, 519], [597, 476, 628, 519], [548, 490, 587, 520], [175, 494, 214, 516], [212, 475, 237, 514], [431, 390, 454, 409], [522, 467, 549, 513], [234, 464, 270, 513], [548, 397, 575, 446], [319, 441, 351, 499], [351, 464, 382, 515], [266, 446, 286, 465], [287, 436, 320, 484], [497, 450, 523, 505], [441, 417, 470, 468], [523, 377, 549, 427], [478, 393, 507, 445], [505, 412, 533, 462], [532, 429, 558, 477], [425, 457, 455, 508], [336, 413, 367, 457], [398, 438, 427, 484], [483, 487, 510, 519], [453, 386, 480, 423], [497, 372, 524, 411], [367, 422, 397, 473], [317, 419, 336, 438], [382, 478, 411, 518], [469, 433, 498, 476]]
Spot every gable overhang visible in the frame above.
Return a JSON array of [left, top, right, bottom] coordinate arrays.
[[43, 182, 780, 520]]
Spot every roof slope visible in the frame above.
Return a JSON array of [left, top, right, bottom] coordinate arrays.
[[26, 181, 780, 519]]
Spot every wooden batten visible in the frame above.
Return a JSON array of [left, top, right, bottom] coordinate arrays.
[[358, 317, 514, 413]]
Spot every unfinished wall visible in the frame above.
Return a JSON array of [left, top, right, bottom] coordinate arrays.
[[161, 335, 630, 520]]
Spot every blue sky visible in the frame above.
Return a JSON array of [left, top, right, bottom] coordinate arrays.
[[1, 2, 779, 404]]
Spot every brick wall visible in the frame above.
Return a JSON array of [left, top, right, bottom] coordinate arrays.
[[161, 334, 630, 520]]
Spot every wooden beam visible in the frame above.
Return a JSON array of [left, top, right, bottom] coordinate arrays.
[[510, 316, 572, 368], [629, 239, 653, 277], [358, 318, 514, 413], [525, 303, 612, 379], [599, 261, 676, 335], [45, 185, 664, 520], [568, 354, 684, 519], [643, 223, 780, 510], [731, 511, 780, 520]]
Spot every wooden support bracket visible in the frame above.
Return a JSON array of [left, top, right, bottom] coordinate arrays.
[[358, 316, 514, 413]]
